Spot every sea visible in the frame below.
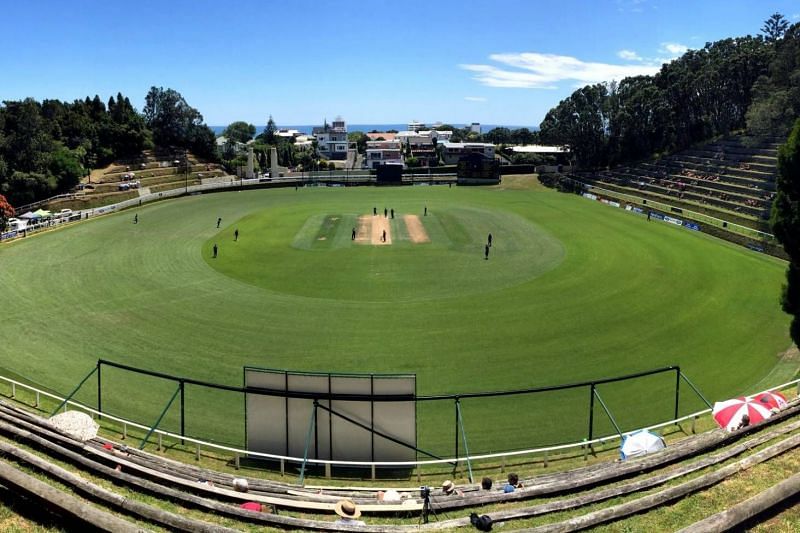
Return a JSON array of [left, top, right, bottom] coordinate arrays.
[[210, 124, 537, 136]]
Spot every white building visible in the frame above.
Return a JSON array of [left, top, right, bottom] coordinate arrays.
[[469, 122, 481, 134], [441, 142, 495, 165], [294, 135, 315, 150], [365, 140, 404, 169], [407, 120, 425, 132], [312, 117, 348, 160], [276, 129, 303, 138], [508, 145, 569, 154], [395, 129, 452, 146]]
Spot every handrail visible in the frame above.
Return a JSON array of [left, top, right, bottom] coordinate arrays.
[[1, 372, 798, 469]]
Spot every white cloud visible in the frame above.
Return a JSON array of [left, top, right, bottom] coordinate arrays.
[[616, 0, 647, 13], [792, 13, 800, 20], [464, 96, 487, 102], [461, 52, 661, 89], [659, 42, 688, 56], [617, 49, 643, 61]]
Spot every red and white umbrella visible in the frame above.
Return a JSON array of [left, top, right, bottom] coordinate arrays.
[[750, 390, 787, 411], [712, 397, 773, 431]]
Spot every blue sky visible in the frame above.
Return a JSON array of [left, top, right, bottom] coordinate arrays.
[[1, 0, 798, 127]]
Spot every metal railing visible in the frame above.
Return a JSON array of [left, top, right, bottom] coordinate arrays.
[[1, 370, 797, 477]]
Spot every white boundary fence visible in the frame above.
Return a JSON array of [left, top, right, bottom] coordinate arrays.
[[1, 371, 797, 475], [2, 173, 459, 242]]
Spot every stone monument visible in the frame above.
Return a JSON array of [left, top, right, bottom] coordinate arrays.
[[270, 146, 279, 178], [246, 146, 255, 179]]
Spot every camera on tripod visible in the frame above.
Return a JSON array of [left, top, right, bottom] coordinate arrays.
[[419, 486, 430, 499]]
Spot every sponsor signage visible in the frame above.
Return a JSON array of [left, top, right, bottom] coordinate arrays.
[[683, 221, 701, 231], [664, 215, 683, 226]]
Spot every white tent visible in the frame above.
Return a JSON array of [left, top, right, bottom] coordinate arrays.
[[620, 430, 665, 460]]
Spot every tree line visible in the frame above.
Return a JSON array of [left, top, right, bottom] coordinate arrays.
[[538, 16, 797, 168], [0, 87, 216, 207]]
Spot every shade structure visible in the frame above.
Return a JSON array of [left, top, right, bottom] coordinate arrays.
[[712, 397, 772, 431], [620, 430, 666, 460], [33, 209, 51, 217], [18, 211, 38, 219], [750, 390, 787, 411]]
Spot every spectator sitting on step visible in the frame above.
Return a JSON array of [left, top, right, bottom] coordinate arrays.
[[441, 480, 463, 496], [481, 477, 493, 490], [737, 414, 751, 430], [504, 473, 523, 493], [334, 499, 365, 527], [376, 489, 401, 502]]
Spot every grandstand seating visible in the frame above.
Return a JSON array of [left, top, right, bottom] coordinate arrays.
[[39, 150, 226, 212], [0, 392, 798, 530], [574, 134, 782, 230]]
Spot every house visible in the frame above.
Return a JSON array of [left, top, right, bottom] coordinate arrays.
[[293, 135, 315, 150], [507, 145, 569, 154], [394, 129, 454, 166], [365, 140, 404, 169], [366, 132, 398, 142], [441, 142, 495, 165], [216, 135, 247, 155], [312, 117, 348, 160], [276, 129, 303, 138]]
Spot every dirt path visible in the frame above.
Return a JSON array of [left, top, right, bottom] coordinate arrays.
[[403, 215, 430, 243], [371, 215, 392, 245]]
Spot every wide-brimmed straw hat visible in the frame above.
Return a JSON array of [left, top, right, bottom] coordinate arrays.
[[335, 499, 362, 519], [442, 480, 455, 494]]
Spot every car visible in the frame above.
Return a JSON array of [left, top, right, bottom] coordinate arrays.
[[58, 209, 73, 218]]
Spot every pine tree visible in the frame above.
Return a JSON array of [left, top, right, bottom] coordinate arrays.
[[762, 12, 789, 42]]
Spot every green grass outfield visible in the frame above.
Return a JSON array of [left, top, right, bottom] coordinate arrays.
[[0, 180, 793, 456]]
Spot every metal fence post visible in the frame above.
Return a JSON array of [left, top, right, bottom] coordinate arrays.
[[179, 381, 185, 445], [674, 367, 681, 422], [453, 397, 460, 477], [96, 361, 102, 420], [588, 383, 595, 444]]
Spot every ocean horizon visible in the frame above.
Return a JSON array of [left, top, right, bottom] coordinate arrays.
[[210, 123, 538, 136]]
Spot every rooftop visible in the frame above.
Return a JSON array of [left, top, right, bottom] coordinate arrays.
[[508, 145, 570, 153]]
